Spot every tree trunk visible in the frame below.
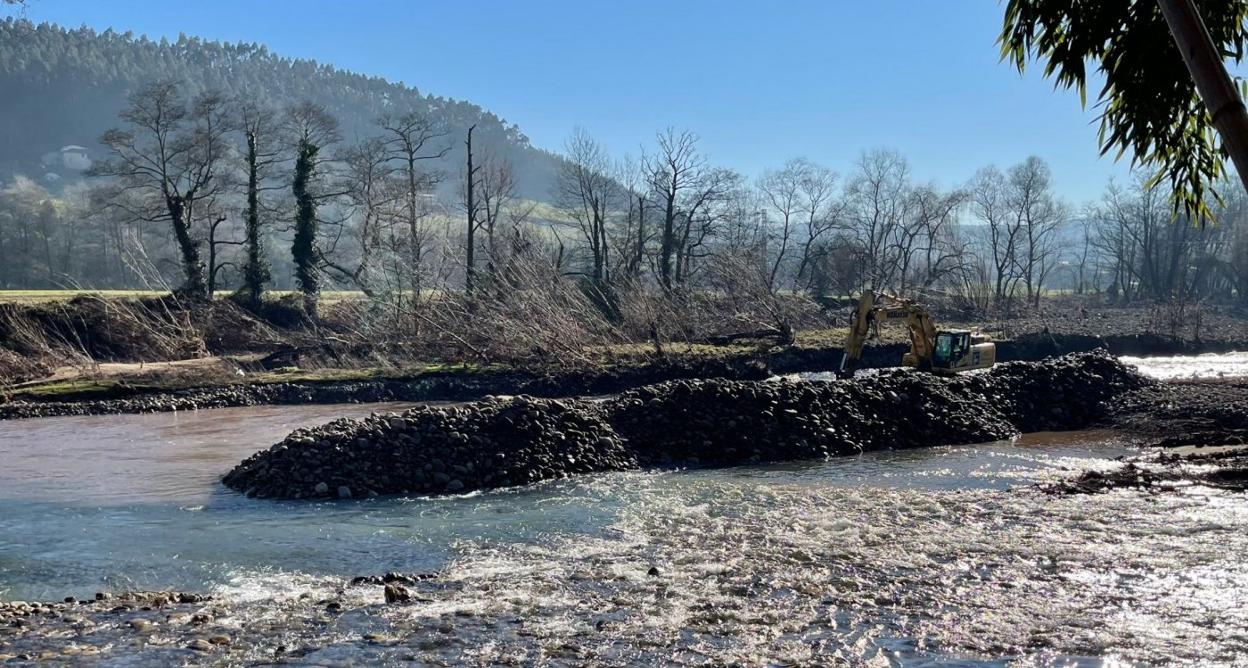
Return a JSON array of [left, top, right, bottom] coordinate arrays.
[[465, 125, 477, 296], [167, 195, 208, 300], [291, 141, 320, 318], [633, 194, 646, 277], [659, 194, 676, 290], [241, 130, 269, 304]]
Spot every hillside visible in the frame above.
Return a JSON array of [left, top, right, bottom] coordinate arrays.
[[0, 19, 563, 199]]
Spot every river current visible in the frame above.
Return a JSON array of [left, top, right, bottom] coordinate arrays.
[[1, 355, 1246, 665]]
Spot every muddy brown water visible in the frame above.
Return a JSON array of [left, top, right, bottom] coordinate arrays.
[[0, 355, 1246, 665]]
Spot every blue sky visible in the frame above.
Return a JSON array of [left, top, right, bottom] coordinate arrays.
[[6, 0, 1196, 203]]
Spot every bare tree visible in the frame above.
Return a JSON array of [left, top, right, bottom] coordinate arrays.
[[1093, 173, 1217, 302], [971, 165, 1023, 306], [1072, 212, 1097, 295], [380, 111, 448, 294], [613, 154, 650, 280], [92, 81, 232, 300], [908, 184, 969, 292], [557, 128, 617, 287], [323, 137, 396, 296], [462, 125, 483, 295], [843, 148, 911, 293], [644, 128, 705, 290], [758, 159, 804, 291], [205, 212, 240, 295], [674, 167, 739, 286], [1222, 185, 1248, 306], [794, 160, 841, 293], [478, 153, 520, 282], [1007, 157, 1065, 307], [718, 186, 767, 258]]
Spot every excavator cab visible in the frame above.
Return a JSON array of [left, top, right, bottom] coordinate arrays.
[[932, 331, 962, 366], [931, 329, 995, 374]]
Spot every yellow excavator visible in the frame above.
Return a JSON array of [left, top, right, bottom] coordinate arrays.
[[839, 291, 995, 375]]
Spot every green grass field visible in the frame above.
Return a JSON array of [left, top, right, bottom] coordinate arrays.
[[0, 290, 165, 304], [0, 290, 371, 304]]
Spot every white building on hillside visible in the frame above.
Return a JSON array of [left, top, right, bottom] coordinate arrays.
[[40, 145, 92, 173]]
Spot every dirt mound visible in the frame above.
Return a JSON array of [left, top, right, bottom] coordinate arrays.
[[223, 352, 1147, 500], [1044, 378, 1248, 496], [0, 347, 50, 385]]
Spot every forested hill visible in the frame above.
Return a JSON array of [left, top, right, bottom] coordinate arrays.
[[0, 19, 562, 199]]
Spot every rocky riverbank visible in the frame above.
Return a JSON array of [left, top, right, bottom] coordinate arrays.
[[3, 321, 1242, 421], [1045, 378, 1248, 495], [1048, 444, 1248, 495], [0, 356, 775, 421], [224, 352, 1146, 500]]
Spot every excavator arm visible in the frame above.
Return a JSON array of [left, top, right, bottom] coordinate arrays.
[[839, 291, 939, 373], [840, 291, 878, 372]]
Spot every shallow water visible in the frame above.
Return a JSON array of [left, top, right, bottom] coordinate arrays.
[[789, 351, 1248, 384], [1, 357, 1246, 664], [1121, 350, 1248, 380]]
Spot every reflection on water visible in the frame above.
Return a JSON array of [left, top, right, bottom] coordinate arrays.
[[0, 403, 1132, 604], [787, 352, 1248, 383], [1121, 351, 1248, 380], [0, 402, 416, 505], [0, 402, 627, 601], [0, 357, 1245, 664]]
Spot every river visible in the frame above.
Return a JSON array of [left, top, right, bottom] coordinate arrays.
[[0, 355, 1246, 665]]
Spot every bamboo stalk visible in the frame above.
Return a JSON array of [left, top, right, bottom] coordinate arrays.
[[1157, 0, 1248, 195]]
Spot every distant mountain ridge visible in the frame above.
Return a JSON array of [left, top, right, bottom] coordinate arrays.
[[0, 18, 563, 199]]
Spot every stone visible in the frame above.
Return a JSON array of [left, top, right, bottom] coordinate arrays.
[[384, 583, 411, 604], [314, 482, 329, 495], [337, 486, 352, 499], [187, 639, 213, 652]]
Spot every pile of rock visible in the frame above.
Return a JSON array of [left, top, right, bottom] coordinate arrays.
[[606, 370, 1014, 467], [223, 396, 635, 499], [959, 351, 1147, 432], [223, 351, 1148, 499]]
